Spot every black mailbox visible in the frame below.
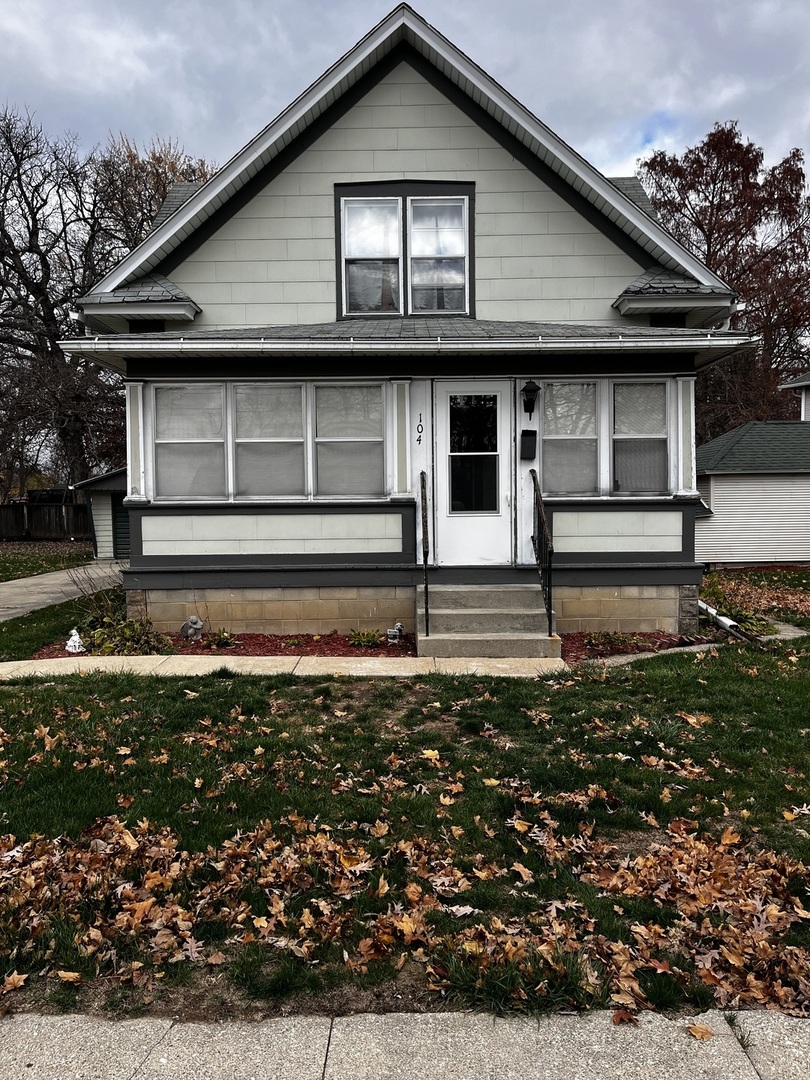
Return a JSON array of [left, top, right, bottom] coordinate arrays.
[[520, 429, 537, 460]]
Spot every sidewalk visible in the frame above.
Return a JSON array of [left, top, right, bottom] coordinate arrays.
[[1, 1008, 807, 1079], [0, 559, 123, 622]]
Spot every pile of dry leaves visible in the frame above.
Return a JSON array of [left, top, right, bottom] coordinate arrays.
[[2, 810, 807, 1014]]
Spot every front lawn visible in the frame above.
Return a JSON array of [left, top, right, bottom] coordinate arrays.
[[1, 639, 808, 1018], [702, 566, 810, 631], [0, 541, 93, 583]]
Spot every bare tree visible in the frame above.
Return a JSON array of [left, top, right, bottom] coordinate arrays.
[[639, 122, 810, 443], [0, 110, 215, 497]]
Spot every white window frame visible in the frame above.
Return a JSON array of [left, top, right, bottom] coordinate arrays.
[[340, 195, 470, 317], [148, 381, 389, 503], [540, 379, 674, 497]]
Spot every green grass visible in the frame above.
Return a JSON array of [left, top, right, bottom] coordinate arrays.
[[0, 541, 93, 583], [0, 590, 123, 663], [0, 641, 808, 1016]]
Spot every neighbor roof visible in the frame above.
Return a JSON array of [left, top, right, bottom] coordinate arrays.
[[779, 371, 810, 390], [696, 422, 810, 474], [83, 4, 735, 302], [149, 183, 205, 233]]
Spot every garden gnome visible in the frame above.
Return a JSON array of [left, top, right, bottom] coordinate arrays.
[[66, 628, 86, 654]]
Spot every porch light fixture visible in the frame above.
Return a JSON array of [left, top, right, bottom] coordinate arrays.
[[521, 379, 540, 419]]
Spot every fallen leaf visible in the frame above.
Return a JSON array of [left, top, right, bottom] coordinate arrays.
[[612, 1008, 638, 1025], [57, 971, 81, 984], [1, 971, 27, 995], [687, 1024, 714, 1041]]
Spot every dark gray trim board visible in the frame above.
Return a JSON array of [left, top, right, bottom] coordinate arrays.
[[123, 562, 704, 591], [124, 353, 699, 381], [128, 502, 417, 563]]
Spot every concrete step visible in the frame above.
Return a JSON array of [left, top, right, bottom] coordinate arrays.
[[417, 608, 544, 634], [416, 632, 561, 658], [417, 584, 545, 610]]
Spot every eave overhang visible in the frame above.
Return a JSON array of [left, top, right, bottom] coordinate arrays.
[[84, 5, 735, 303], [80, 302, 199, 322]]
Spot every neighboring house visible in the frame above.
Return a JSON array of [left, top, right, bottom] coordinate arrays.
[[61, 4, 753, 656], [73, 469, 130, 559], [695, 421, 810, 566], [780, 371, 810, 420]]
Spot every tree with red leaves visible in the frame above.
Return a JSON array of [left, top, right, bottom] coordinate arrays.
[[639, 122, 810, 444]]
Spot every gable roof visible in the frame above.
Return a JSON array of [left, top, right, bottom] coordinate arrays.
[[85, 4, 734, 302], [779, 371, 810, 390], [696, 422, 810, 474]]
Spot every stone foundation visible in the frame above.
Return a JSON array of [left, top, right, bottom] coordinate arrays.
[[128, 586, 416, 636], [554, 583, 699, 634]]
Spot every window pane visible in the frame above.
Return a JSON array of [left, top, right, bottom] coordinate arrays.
[[614, 440, 668, 492], [155, 386, 223, 440], [346, 261, 400, 313], [614, 383, 667, 435], [316, 443, 384, 496], [235, 386, 302, 438], [542, 440, 598, 494], [316, 386, 383, 438], [344, 200, 400, 258], [410, 200, 465, 256], [411, 258, 465, 285], [543, 383, 596, 437], [450, 455, 498, 512], [412, 287, 465, 312], [155, 444, 225, 497], [236, 443, 305, 496], [450, 395, 497, 453]]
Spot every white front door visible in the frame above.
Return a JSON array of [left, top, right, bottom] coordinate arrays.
[[434, 380, 513, 565]]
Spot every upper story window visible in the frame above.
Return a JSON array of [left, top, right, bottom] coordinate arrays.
[[338, 182, 473, 317]]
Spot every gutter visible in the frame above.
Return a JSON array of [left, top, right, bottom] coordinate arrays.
[[60, 333, 755, 361]]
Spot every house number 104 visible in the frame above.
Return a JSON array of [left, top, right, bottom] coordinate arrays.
[[416, 412, 423, 444]]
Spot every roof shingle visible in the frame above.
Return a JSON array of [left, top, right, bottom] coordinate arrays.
[[696, 422, 810, 474]]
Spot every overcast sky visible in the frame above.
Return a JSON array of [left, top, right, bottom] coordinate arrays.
[[1, 0, 807, 178]]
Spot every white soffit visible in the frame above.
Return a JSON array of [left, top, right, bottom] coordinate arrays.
[[93, 4, 731, 295]]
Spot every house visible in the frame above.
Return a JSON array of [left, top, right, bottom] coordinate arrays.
[[61, 4, 754, 656], [695, 420, 810, 566]]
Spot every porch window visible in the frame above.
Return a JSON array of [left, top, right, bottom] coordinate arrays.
[[234, 385, 305, 497], [154, 385, 226, 498], [339, 185, 471, 316], [151, 382, 387, 501], [314, 385, 385, 496], [541, 382, 598, 495], [612, 383, 668, 493], [541, 380, 670, 496]]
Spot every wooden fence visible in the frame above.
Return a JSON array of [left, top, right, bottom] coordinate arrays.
[[0, 504, 91, 540]]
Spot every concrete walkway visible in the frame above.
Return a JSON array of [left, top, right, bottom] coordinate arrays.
[[1, 1008, 808, 1079], [0, 559, 123, 622]]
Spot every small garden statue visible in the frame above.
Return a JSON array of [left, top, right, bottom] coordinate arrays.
[[66, 628, 86, 654], [180, 615, 205, 641]]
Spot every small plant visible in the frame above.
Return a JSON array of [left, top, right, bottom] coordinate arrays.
[[348, 628, 383, 647], [89, 616, 173, 655], [208, 627, 236, 649]]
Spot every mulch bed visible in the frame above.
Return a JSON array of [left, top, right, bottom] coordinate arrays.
[[32, 629, 720, 663]]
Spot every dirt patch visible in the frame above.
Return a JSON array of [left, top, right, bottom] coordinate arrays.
[[561, 631, 719, 664]]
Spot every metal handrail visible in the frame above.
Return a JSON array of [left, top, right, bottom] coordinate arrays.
[[419, 470, 430, 637], [528, 469, 554, 637]]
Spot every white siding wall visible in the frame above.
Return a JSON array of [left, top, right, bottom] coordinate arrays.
[[553, 510, 683, 553], [695, 474, 810, 563], [90, 493, 114, 558], [171, 63, 644, 327], [140, 513, 403, 556]]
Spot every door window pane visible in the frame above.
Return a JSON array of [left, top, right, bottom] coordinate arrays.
[[449, 395, 497, 452], [450, 455, 498, 512]]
